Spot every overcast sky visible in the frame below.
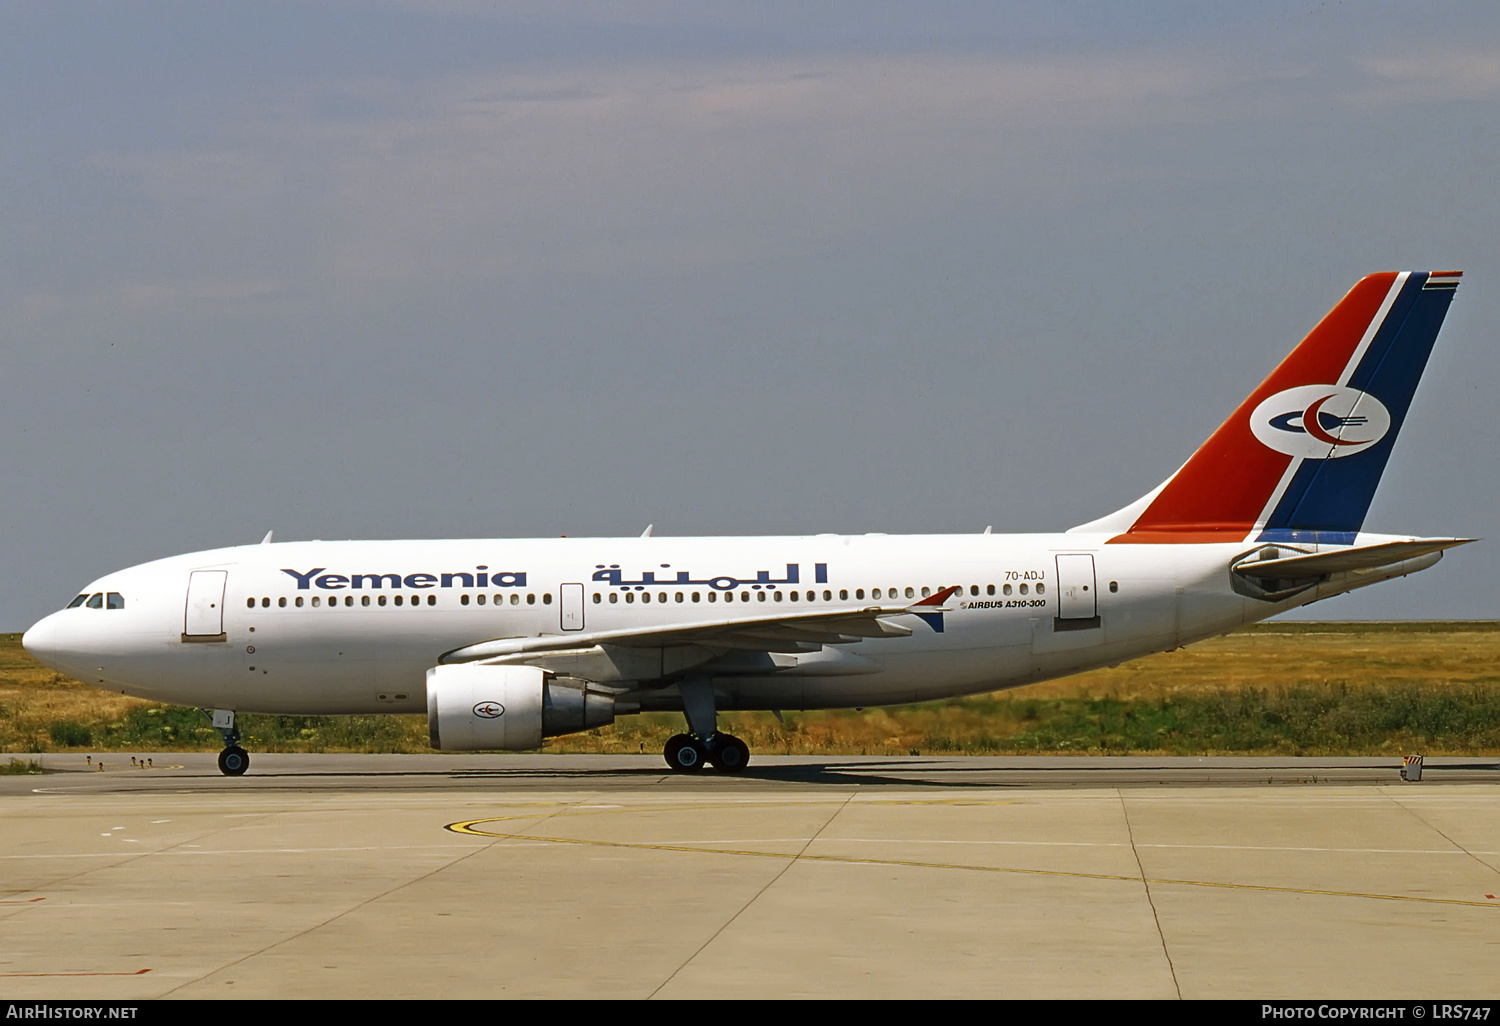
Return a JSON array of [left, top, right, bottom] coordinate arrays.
[[4, 2, 1497, 630]]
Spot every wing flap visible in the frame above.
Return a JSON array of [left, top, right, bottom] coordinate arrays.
[[440, 598, 948, 665]]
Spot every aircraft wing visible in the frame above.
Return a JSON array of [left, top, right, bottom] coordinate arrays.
[[439, 587, 960, 663]]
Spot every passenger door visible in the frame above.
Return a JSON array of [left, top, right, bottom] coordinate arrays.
[[560, 582, 585, 631], [1054, 553, 1100, 630], [183, 570, 228, 642]]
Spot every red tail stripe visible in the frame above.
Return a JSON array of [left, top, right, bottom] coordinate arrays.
[[1118, 272, 1397, 538]]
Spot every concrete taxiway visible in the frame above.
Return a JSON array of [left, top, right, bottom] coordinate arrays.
[[2, 753, 1498, 999]]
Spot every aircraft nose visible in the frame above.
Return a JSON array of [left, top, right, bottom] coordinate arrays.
[[22, 613, 67, 670]]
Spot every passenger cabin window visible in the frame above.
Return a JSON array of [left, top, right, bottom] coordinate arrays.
[[67, 594, 89, 608], [86, 593, 103, 609], [106, 593, 124, 609]]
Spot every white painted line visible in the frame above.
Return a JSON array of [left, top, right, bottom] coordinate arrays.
[[0, 843, 490, 861], [635, 837, 1498, 857]]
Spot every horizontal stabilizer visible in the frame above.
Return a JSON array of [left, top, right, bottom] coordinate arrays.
[[1233, 538, 1475, 579]]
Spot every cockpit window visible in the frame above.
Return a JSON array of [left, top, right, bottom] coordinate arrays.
[[106, 593, 125, 609], [67, 594, 89, 608], [85, 593, 104, 609]]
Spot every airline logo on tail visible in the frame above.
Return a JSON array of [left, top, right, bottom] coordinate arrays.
[[1090, 270, 1460, 544], [1249, 385, 1391, 459]]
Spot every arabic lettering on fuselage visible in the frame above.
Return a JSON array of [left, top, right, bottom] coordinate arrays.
[[591, 563, 829, 591]]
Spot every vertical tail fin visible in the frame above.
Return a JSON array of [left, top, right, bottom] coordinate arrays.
[[1072, 271, 1460, 543]]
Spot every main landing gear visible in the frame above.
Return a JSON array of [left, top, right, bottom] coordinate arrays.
[[662, 680, 750, 774], [663, 732, 750, 774], [206, 708, 250, 776]]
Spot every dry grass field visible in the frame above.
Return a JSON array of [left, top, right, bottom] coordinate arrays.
[[3, 622, 1498, 758]]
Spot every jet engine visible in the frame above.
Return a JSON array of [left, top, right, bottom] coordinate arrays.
[[425, 664, 617, 751]]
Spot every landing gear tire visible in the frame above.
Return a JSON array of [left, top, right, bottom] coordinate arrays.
[[664, 734, 707, 773], [218, 746, 250, 776], [709, 734, 750, 774]]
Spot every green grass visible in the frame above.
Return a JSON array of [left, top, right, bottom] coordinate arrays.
[[950, 684, 1500, 755], [1, 757, 43, 775], [3, 623, 1499, 757]]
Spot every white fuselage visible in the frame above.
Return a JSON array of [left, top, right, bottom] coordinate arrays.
[[21, 531, 1435, 716]]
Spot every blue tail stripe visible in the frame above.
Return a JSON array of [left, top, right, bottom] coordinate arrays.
[[1260, 273, 1454, 538]]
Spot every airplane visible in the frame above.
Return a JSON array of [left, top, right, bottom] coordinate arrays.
[[21, 271, 1473, 776]]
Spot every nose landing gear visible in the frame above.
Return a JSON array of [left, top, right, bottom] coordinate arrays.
[[205, 708, 250, 776], [661, 680, 751, 774], [217, 745, 250, 776]]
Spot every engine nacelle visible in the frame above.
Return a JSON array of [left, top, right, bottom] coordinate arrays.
[[425, 664, 617, 751]]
